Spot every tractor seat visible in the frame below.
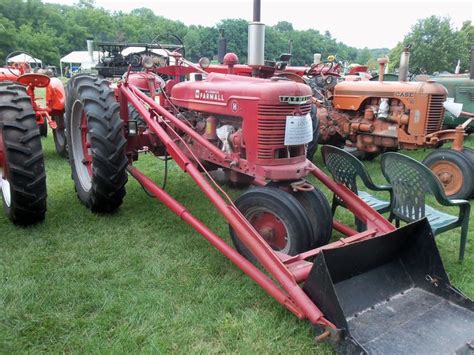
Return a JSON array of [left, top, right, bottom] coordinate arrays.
[[17, 73, 51, 88]]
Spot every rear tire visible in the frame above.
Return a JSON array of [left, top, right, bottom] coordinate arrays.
[[52, 113, 68, 158], [65, 74, 127, 213], [460, 147, 474, 198], [229, 187, 313, 264], [0, 82, 47, 225], [423, 149, 473, 200]]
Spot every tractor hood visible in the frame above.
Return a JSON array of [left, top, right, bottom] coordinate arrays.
[[333, 80, 447, 111], [170, 72, 312, 112]]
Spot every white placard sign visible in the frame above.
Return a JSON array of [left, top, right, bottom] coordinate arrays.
[[284, 114, 313, 146]]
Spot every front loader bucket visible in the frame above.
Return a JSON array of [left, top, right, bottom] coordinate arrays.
[[303, 219, 474, 354]]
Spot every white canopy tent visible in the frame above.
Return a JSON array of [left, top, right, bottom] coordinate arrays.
[[7, 53, 42, 67], [121, 47, 169, 57], [59, 51, 100, 77]]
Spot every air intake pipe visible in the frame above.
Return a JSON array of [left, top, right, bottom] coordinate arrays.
[[377, 57, 389, 82], [248, 0, 265, 69], [399, 46, 410, 82]]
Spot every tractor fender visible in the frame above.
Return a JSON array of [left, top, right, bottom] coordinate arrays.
[[46, 77, 65, 111]]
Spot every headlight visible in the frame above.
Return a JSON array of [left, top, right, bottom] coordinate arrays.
[[198, 57, 210, 69], [142, 56, 154, 69]]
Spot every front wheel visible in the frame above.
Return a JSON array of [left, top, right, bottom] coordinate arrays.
[[229, 187, 313, 264], [65, 74, 127, 213], [52, 113, 68, 158], [306, 105, 320, 160], [39, 121, 48, 137], [0, 82, 47, 225], [291, 188, 332, 248], [423, 149, 474, 200]]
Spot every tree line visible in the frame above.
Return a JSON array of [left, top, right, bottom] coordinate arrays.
[[0, 0, 472, 74]]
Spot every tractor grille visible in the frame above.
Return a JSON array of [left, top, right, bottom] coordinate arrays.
[[425, 94, 446, 134], [257, 103, 312, 159]]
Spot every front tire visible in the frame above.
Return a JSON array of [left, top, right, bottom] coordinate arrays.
[[306, 105, 320, 160], [38, 120, 48, 137], [0, 82, 47, 225], [65, 74, 127, 213], [229, 187, 313, 264], [423, 149, 474, 200], [291, 187, 332, 248], [52, 113, 68, 158]]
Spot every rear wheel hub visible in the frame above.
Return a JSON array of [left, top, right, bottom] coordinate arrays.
[[431, 161, 463, 196]]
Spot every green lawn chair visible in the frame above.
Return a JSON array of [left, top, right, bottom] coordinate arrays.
[[321, 145, 392, 231], [381, 152, 471, 261]]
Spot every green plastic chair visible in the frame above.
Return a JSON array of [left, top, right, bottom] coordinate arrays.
[[381, 152, 471, 261], [321, 145, 392, 231]]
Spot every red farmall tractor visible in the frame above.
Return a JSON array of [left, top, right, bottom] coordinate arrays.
[[64, 27, 474, 352]]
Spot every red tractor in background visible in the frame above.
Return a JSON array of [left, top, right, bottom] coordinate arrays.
[[0, 51, 66, 225]]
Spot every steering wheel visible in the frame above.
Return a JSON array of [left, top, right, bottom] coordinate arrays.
[[307, 61, 334, 76], [151, 33, 186, 58], [5, 51, 38, 76]]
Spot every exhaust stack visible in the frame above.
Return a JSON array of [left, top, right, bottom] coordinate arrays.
[[217, 29, 227, 64], [377, 57, 389, 82], [248, 0, 265, 68], [399, 46, 410, 82], [86, 39, 94, 63]]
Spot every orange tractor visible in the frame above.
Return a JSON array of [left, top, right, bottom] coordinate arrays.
[[315, 47, 474, 199], [1, 51, 68, 156], [0, 51, 66, 225]]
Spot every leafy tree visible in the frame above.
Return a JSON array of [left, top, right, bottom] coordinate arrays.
[[389, 16, 469, 74], [0, 0, 370, 69], [355, 47, 372, 65], [274, 21, 293, 32], [0, 18, 17, 60], [15, 24, 61, 65], [215, 19, 248, 63], [458, 21, 473, 72]]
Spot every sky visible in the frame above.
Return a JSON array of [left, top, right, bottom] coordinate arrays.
[[43, 0, 473, 49]]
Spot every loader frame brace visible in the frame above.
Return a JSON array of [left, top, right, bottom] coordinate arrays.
[[117, 80, 399, 338]]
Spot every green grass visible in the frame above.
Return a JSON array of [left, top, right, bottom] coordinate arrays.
[[0, 132, 472, 353]]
